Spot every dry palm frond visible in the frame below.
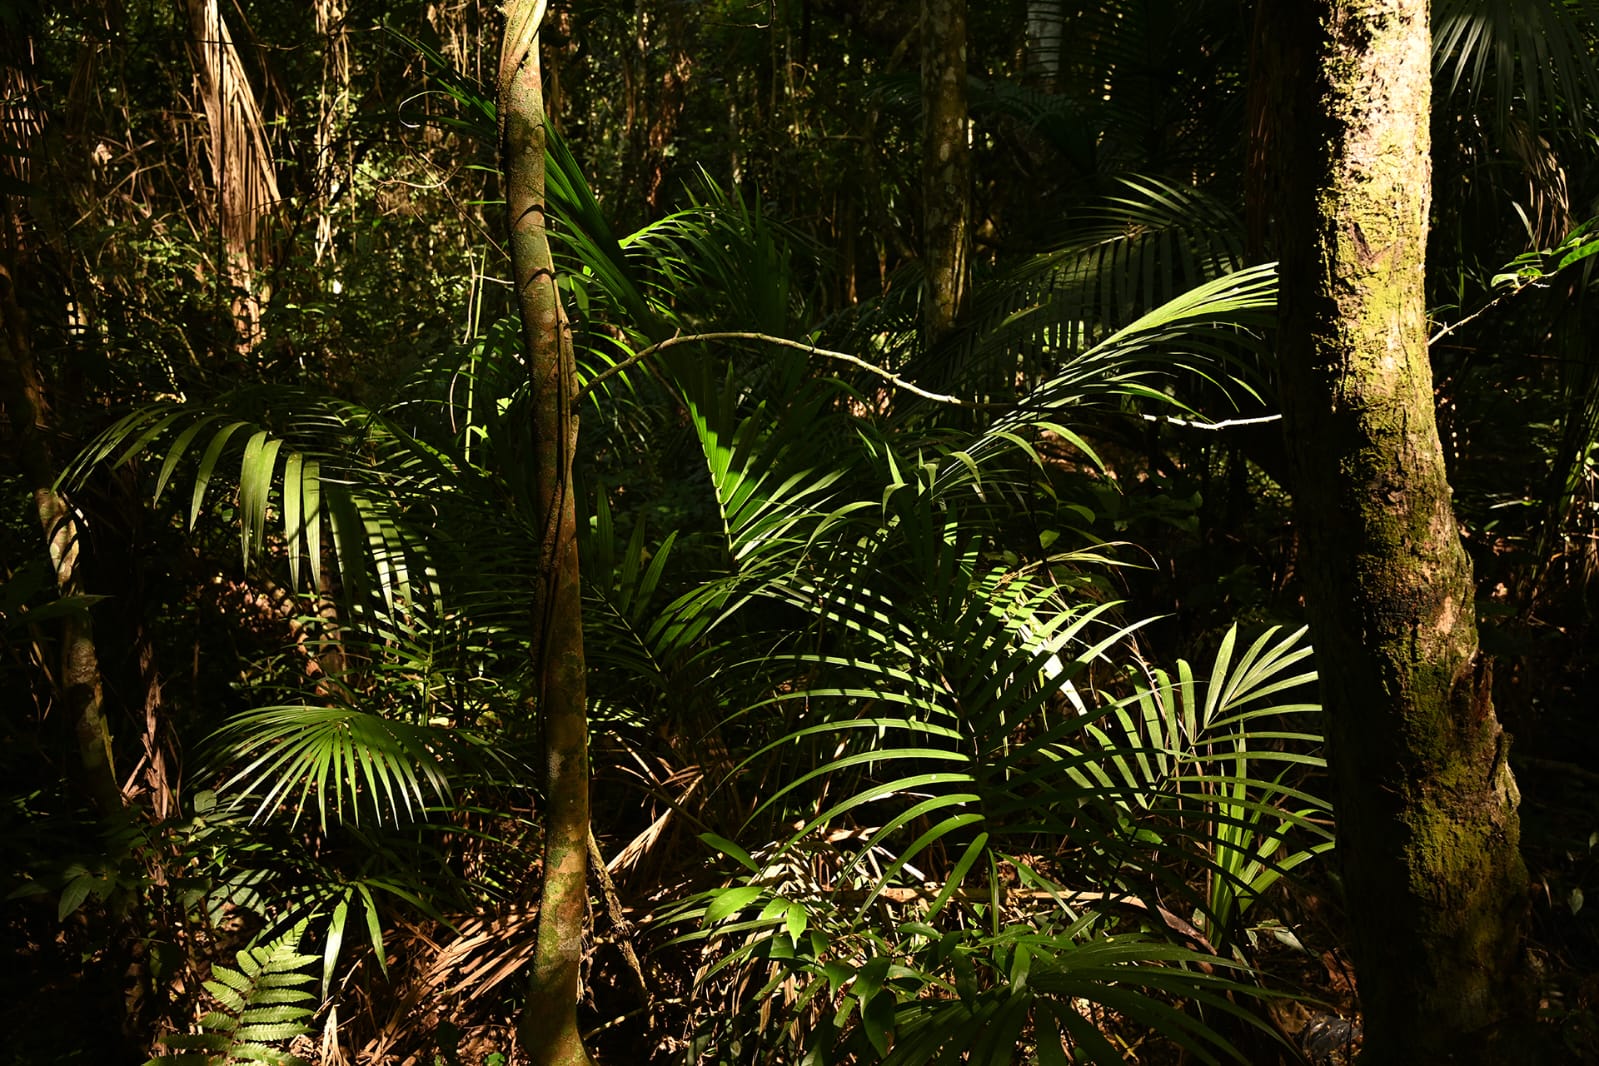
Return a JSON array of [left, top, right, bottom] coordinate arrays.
[[357, 908, 539, 1063], [429, 907, 543, 1001], [184, 0, 281, 342], [1504, 118, 1572, 250]]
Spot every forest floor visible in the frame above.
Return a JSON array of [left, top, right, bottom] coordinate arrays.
[[4, 646, 1598, 1066]]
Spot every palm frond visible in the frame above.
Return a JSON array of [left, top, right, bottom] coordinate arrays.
[[207, 702, 519, 831], [66, 388, 450, 630], [941, 263, 1276, 489], [665, 469, 1328, 1055], [883, 929, 1279, 1066], [1434, 0, 1599, 132]]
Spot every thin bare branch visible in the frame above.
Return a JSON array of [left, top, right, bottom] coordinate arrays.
[[576, 330, 987, 407]]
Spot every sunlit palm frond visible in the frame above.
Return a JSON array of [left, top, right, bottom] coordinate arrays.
[[1045, 177, 1247, 334], [935, 263, 1275, 492], [208, 701, 519, 831], [673, 524, 1322, 1060], [67, 387, 451, 630], [940, 177, 1247, 395], [1075, 625, 1332, 947]]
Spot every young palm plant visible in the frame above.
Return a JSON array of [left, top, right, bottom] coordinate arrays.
[[657, 393, 1326, 1063]]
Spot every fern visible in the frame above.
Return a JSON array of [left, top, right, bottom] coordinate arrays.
[[147, 923, 318, 1066]]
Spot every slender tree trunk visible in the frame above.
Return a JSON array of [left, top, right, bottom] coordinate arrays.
[[642, 0, 691, 215], [1243, 0, 1290, 264], [1231, 1, 1311, 494], [920, 0, 970, 344], [498, 5, 595, 1065], [0, 265, 122, 820], [1273, 3, 1531, 1060], [0, 29, 121, 821], [1025, 0, 1064, 87], [311, 0, 351, 267]]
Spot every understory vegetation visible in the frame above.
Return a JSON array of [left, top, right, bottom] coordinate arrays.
[[4, 2, 1599, 1063]]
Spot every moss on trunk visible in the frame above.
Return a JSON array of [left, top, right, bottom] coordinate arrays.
[[1271, 2, 1531, 1061]]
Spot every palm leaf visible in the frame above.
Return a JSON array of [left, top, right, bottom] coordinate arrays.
[[207, 702, 518, 831], [1434, 0, 1599, 132]]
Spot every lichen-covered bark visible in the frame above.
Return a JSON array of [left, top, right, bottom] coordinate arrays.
[[498, 4, 595, 1065], [920, 0, 970, 343], [1273, 3, 1530, 1060]]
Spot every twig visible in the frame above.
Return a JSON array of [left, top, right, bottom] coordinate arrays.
[[576, 330, 987, 407], [1139, 413, 1281, 430], [1429, 277, 1546, 347]]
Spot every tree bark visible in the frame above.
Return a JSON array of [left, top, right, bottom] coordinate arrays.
[[0, 30, 122, 821], [920, 0, 970, 344], [0, 263, 122, 821], [641, 0, 692, 216], [1273, 3, 1531, 1061], [311, 0, 351, 267], [498, 4, 596, 1066]]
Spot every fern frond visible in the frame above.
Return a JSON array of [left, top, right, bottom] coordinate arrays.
[[147, 923, 317, 1066]]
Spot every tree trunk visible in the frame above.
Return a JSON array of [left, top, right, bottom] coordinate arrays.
[[1273, 2, 1531, 1061], [0, 29, 122, 821], [311, 0, 351, 267], [498, 4, 596, 1066], [642, 0, 692, 216], [920, 0, 970, 344], [0, 263, 122, 821]]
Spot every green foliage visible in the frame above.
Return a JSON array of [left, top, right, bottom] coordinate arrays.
[[6, 7, 1434, 1060], [669, 607, 1323, 1062], [65, 148, 1315, 1059], [0, 557, 106, 632], [862, 930, 1272, 1066], [1489, 218, 1599, 290], [146, 923, 318, 1066], [1434, 0, 1599, 133], [207, 704, 513, 831]]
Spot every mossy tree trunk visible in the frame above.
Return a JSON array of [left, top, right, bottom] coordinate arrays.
[[1273, 2, 1530, 1060], [920, 0, 970, 345], [498, 4, 596, 1065]]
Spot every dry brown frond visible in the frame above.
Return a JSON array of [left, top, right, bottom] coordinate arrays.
[[183, 0, 281, 345]]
